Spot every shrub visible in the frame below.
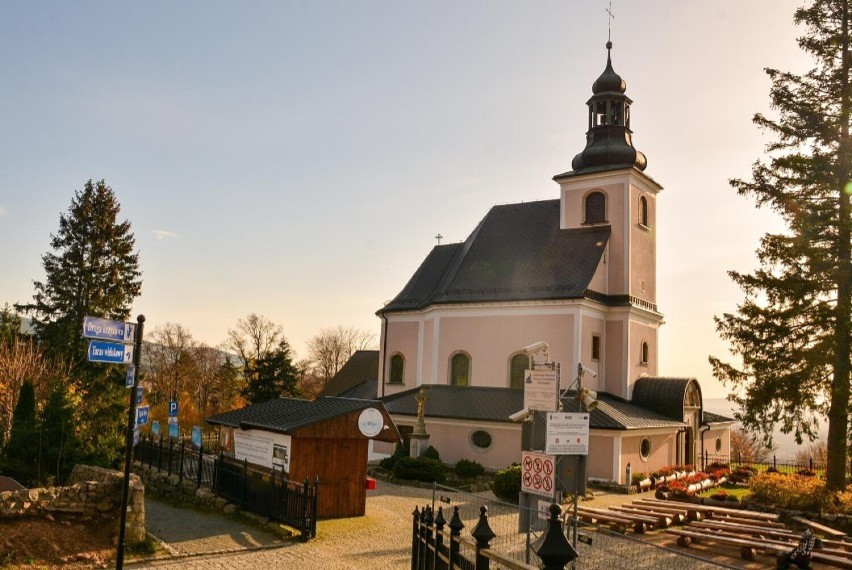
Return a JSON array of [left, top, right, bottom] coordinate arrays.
[[631, 472, 648, 486], [493, 464, 522, 503], [455, 459, 485, 479], [749, 472, 827, 511], [393, 456, 447, 483], [379, 440, 410, 470], [422, 445, 441, 461]]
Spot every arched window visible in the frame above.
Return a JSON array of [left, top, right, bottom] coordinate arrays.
[[388, 354, 404, 384], [639, 195, 649, 227], [640, 341, 649, 365], [509, 353, 528, 389], [450, 353, 471, 386], [584, 191, 606, 224]]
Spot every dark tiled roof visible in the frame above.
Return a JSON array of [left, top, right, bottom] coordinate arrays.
[[378, 200, 611, 313], [632, 377, 699, 422], [320, 350, 379, 398], [0, 476, 25, 492], [339, 380, 378, 400], [703, 411, 735, 424], [207, 397, 384, 434], [383, 385, 685, 430]]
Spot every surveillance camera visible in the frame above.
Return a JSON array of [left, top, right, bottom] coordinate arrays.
[[579, 363, 597, 378], [523, 341, 549, 355], [509, 408, 531, 422]]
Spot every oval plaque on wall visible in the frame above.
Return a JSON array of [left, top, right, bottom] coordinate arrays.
[[358, 407, 384, 437]]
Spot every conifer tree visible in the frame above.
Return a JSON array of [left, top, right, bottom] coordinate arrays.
[[710, 0, 852, 490], [3, 379, 38, 482], [39, 380, 79, 484], [241, 340, 302, 404], [19, 179, 141, 467]]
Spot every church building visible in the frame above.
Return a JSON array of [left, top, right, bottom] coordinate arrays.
[[323, 42, 733, 485]]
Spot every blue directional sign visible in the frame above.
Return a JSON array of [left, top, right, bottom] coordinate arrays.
[[125, 365, 136, 388], [88, 340, 134, 364], [82, 316, 136, 343], [151, 420, 160, 437], [135, 386, 144, 406], [168, 401, 178, 417], [136, 405, 150, 426], [133, 427, 140, 446], [191, 426, 202, 449], [168, 423, 179, 439]]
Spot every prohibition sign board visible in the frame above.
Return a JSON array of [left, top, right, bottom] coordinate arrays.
[[521, 451, 556, 499]]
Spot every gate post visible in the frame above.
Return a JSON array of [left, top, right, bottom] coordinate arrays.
[[423, 506, 434, 570], [418, 506, 429, 570], [157, 435, 163, 472], [536, 504, 578, 570], [167, 439, 174, 476], [448, 506, 464, 569], [411, 506, 420, 570], [240, 459, 248, 508], [471, 506, 496, 570], [433, 506, 446, 570]]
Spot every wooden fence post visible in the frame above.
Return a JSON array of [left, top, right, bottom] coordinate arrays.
[[448, 506, 464, 569], [411, 506, 421, 570], [157, 435, 163, 472], [423, 506, 434, 570], [536, 504, 578, 570], [240, 459, 248, 508], [471, 506, 496, 570], [197, 441, 204, 488], [167, 439, 174, 476], [433, 506, 446, 570], [418, 506, 429, 570]]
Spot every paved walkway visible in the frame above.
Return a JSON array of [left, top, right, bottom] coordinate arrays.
[[129, 482, 746, 569]]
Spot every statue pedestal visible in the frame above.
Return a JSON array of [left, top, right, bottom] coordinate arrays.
[[410, 432, 430, 458]]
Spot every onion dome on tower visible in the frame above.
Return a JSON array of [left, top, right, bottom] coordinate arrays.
[[569, 41, 647, 174]]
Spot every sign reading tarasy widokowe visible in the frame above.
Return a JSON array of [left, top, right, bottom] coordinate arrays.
[[233, 429, 292, 472]]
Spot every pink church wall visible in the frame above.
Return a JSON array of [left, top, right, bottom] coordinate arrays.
[[420, 421, 521, 470], [629, 183, 656, 302], [383, 320, 419, 396], [587, 435, 614, 481], [422, 318, 434, 385], [622, 432, 676, 476], [628, 321, 658, 396], [436, 313, 574, 387], [604, 319, 625, 398], [704, 426, 731, 461], [580, 315, 604, 393]]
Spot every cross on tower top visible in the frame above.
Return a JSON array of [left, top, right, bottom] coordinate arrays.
[[606, 2, 615, 43]]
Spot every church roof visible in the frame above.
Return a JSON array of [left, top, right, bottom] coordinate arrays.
[[378, 199, 610, 314], [319, 350, 379, 398], [631, 377, 697, 421], [383, 385, 686, 430]]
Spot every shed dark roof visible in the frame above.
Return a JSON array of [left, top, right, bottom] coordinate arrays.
[[383, 385, 685, 430], [378, 200, 611, 313], [207, 397, 385, 435], [320, 350, 379, 398], [632, 377, 700, 422], [0, 476, 25, 492]]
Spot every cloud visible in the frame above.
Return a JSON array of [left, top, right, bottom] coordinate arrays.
[[153, 229, 178, 240]]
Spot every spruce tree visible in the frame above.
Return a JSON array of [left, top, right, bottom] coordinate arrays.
[[710, 0, 852, 490], [39, 380, 79, 484], [241, 340, 302, 404], [3, 379, 38, 482], [19, 179, 141, 468]]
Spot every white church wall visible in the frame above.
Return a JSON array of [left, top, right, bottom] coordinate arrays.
[[587, 435, 615, 481], [622, 431, 677, 475], [422, 419, 521, 471]]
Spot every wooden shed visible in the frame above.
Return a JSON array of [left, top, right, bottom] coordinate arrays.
[[207, 397, 400, 518]]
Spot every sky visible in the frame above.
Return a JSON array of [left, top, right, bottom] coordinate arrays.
[[0, 1, 811, 398]]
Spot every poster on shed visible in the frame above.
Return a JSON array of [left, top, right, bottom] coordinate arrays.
[[233, 429, 292, 473]]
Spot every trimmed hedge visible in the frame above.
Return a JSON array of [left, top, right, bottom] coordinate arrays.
[[455, 459, 485, 479], [393, 457, 447, 483], [493, 464, 521, 503]]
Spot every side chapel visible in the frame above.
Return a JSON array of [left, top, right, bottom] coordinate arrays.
[[323, 42, 733, 485]]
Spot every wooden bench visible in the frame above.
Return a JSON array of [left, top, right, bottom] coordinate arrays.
[[631, 500, 696, 521], [691, 519, 800, 541], [576, 507, 645, 533], [666, 527, 785, 561], [609, 505, 675, 527], [640, 498, 781, 521], [791, 515, 848, 539]]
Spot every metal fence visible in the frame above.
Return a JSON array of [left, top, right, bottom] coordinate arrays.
[[134, 435, 318, 539], [700, 451, 842, 478], [392, 482, 737, 569]]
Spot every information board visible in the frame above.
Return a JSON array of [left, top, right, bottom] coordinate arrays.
[[545, 412, 590, 455], [522, 369, 558, 412], [521, 451, 556, 499]]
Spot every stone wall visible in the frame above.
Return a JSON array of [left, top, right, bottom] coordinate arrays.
[[0, 464, 145, 545]]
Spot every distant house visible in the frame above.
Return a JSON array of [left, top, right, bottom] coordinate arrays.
[[207, 396, 399, 517], [0, 476, 25, 492], [320, 42, 734, 483]]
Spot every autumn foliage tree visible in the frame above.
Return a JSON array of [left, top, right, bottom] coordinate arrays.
[[710, 1, 852, 490]]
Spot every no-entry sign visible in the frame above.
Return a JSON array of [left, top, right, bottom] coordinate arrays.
[[521, 451, 556, 499]]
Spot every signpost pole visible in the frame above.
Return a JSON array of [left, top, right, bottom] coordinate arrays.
[[116, 314, 144, 570]]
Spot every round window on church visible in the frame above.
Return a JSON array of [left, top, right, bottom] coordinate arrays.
[[469, 430, 493, 452], [715, 437, 722, 454], [640, 437, 651, 461]]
